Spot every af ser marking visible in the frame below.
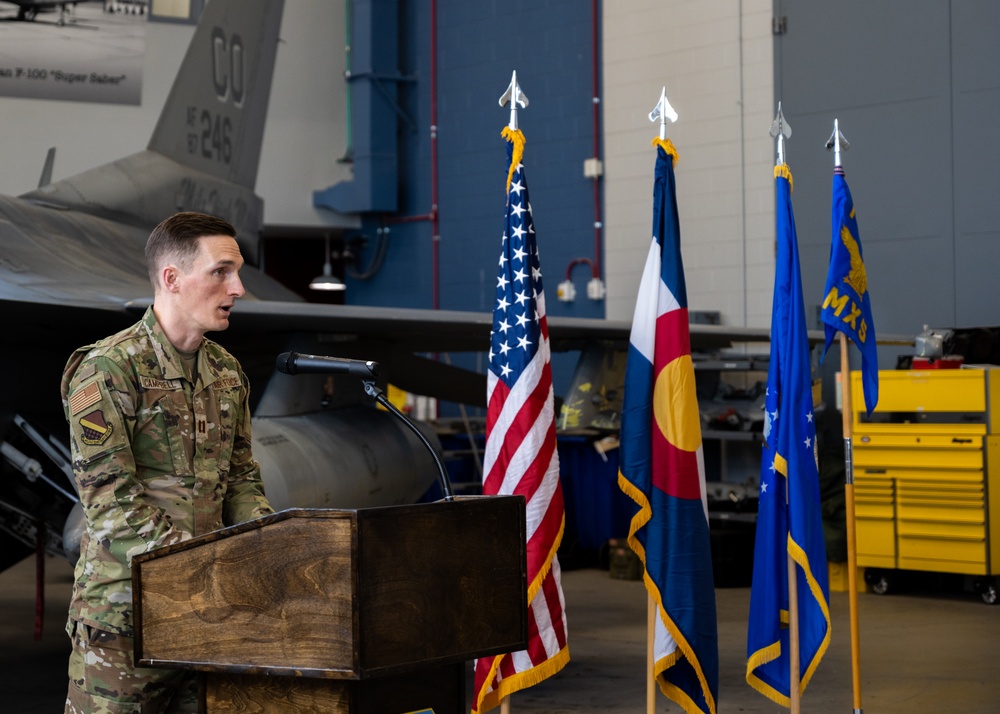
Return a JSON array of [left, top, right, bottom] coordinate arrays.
[[186, 106, 233, 164]]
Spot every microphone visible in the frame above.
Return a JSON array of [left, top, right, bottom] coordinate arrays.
[[275, 352, 379, 379]]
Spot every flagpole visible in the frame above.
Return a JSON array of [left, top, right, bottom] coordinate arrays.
[[840, 333, 863, 714], [642, 87, 682, 714], [788, 526, 802, 714], [787, 457, 802, 714], [830, 118, 864, 714], [474, 71, 571, 714], [643, 90, 663, 714], [645, 89, 672, 714], [771, 103, 802, 714], [497, 77, 523, 714], [647, 595, 656, 713]]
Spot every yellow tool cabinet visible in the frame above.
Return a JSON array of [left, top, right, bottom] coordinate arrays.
[[851, 369, 1000, 594]]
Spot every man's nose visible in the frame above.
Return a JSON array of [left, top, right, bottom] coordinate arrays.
[[229, 274, 245, 298]]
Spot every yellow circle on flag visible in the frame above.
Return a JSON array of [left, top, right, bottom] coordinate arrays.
[[653, 355, 701, 452]]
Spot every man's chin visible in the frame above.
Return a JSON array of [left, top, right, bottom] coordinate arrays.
[[206, 316, 231, 333]]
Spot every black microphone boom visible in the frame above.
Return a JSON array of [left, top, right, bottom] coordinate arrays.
[[362, 381, 455, 501], [275, 352, 379, 379]]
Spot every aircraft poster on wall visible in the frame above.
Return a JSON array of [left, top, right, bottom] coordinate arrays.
[[0, 1, 146, 105]]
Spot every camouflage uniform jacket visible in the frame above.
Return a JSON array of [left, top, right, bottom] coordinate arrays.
[[61, 306, 273, 637]]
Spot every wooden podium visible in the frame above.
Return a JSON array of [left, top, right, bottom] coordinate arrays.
[[132, 496, 528, 714]]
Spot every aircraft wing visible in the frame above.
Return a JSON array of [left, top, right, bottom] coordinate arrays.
[[121, 297, 913, 409], [125, 296, 805, 355]]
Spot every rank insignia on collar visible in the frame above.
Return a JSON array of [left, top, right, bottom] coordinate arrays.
[[80, 410, 113, 446]]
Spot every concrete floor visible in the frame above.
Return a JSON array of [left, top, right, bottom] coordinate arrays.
[[2, 555, 999, 713]]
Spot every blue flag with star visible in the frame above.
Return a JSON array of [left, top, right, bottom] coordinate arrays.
[[821, 167, 878, 414], [746, 165, 831, 706]]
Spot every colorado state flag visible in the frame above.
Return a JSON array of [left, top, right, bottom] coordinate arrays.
[[618, 139, 719, 714], [746, 164, 831, 705], [821, 166, 878, 414]]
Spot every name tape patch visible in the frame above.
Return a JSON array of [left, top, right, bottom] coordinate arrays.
[[140, 376, 180, 391]]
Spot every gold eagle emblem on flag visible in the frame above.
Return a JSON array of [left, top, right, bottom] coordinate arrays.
[[840, 225, 868, 297]]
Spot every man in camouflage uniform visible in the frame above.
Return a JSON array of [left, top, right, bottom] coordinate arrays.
[[62, 212, 273, 713]]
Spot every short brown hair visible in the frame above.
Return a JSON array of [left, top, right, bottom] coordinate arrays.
[[145, 212, 237, 289]]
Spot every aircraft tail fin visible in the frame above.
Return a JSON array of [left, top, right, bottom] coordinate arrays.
[[19, 0, 285, 261], [147, 0, 284, 189], [38, 147, 55, 188]]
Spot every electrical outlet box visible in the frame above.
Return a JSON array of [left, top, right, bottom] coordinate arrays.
[[586, 277, 606, 300], [583, 158, 603, 178]]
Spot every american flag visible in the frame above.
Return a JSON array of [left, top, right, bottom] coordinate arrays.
[[472, 127, 569, 713]]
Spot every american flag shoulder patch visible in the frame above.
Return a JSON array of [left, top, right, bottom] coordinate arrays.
[[70, 381, 102, 416]]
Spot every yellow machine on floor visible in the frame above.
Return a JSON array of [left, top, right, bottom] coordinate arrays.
[[851, 368, 1000, 603]]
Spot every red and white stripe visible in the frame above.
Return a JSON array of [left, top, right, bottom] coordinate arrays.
[[475, 296, 569, 712]]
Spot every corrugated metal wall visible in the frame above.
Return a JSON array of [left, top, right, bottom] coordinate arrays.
[[777, 0, 1000, 342]]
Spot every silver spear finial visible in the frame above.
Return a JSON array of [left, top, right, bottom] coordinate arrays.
[[825, 118, 851, 168], [648, 86, 678, 140], [770, 102, 792, 166], [499, 70, 529, 131]]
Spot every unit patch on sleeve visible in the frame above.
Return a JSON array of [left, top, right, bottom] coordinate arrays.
[[79, 410, 113, 446], [70, 382, 102, 416]]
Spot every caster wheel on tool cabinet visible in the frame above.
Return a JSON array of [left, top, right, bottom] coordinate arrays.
[[980, 582, 998, 605], [865, 569, 894, 596]]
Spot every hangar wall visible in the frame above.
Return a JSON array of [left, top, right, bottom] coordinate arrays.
[[601, 0, 775, 328], [777, 0, 1000, 346]]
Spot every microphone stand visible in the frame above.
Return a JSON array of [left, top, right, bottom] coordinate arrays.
[[362, 380, 455, 501]]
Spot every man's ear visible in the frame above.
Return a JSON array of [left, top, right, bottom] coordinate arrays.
[[161, 264, 181, 293]]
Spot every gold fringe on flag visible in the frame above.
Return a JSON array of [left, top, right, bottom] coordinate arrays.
[[502, 126, 526, 195], [651, 137, 680, 166], [617, 471, 717, 714], [773, 163, 794, 192], [472, 512, 570, 713]]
